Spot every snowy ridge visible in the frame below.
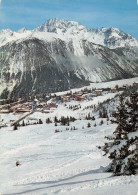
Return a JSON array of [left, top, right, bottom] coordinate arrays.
[[0, 18, 138, 48], [0, 29, 31, 47]]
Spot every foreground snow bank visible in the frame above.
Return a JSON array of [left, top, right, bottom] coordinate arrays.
[[0, 111, 138, 194]]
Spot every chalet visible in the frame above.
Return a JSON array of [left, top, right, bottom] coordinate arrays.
[[61, 96, 70, 102], [122, 84, 129, 89], [0, 121, 8, 128], [78, 91, 83, 95], [56, 96, 62, 101], [50, 98, 57, 103], [17, 99, 24, 104], [75, 94, 85, 101], [42, 110, 51, 113], [133, 82, 138, 87], [37, 104, 43, 108], [31, 98, 39, 110], [0, 109, 10, 113], [95, 90, 103, 96], [82, 93, 88, 97], [83, 91, 89, 94], [1, 104, 10, 110], [91, 94, 97, 97], [49, 102, 58, 108], [10, 120, 15, 122], [79, 96, 85, 101], [110, 88, 118, 93], [10, 107, 19, 112], [75, 94, 82, 97], [16, 107, 31, 112]]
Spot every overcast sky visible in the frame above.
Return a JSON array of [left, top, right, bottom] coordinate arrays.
[[0, 0, 138, 38]]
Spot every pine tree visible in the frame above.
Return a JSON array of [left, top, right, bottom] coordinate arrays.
[[87, 122, 91, 128], [38, 119, 43, 124], [94, 123, 96, 127], [13, 124, 18, 130], [54, 116, 58, 123], [16, 161, 21, 166], [67, 121, 70, 126], [85, 115, 88, 120], [111, 96, 129, 139], [46, 118, 52, 124], [99, 110, 102, 118], [126, 92, 138, 133], [99, 120, 104, 125], [102, 94, 138, 176], [102, 107, 108, 118], [87, 112, 91, 120], [70, 116, 76, 122], [123, 92, 138, 175], [73, 126, 76, 130], [22, 120, 25, 126], [60, 116, 66, 125], [91, 116, 95, 120]]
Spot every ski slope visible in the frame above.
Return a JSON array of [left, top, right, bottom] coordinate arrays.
[[0, 91, 138, 195]]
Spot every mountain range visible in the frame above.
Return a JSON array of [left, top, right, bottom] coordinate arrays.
[[0, 18, 138, 98]]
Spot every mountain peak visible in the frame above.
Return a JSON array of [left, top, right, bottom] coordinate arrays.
[[0, 18, 138, 48], [46, 18, 80, 26], [34, 18, 86, 33], [17, 27, 28, 33]]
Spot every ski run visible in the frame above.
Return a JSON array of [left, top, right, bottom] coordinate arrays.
[[0, 77, 138, 195]]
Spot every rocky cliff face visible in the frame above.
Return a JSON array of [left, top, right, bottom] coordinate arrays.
[[0, 19, 138, 98], [0, 36, 138, 98]]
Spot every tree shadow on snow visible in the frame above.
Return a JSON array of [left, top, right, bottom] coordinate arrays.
[[5, 166, 112, 195]]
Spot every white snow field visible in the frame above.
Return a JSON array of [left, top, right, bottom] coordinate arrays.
[[51, 77, 138, 97], [0, 91, 138, 195]]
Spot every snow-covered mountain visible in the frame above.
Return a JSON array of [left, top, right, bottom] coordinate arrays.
[[0, 28, 31, 47], [0, 37, 138, 98], [0, 18, 138, 48], [0, 18, 138, 98]]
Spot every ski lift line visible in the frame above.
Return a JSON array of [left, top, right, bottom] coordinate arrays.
[[11, 110, 34, 126]]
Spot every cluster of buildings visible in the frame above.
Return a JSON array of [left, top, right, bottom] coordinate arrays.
[[0, 99, 25, 113], [57, 88, 117, 103], [0, 98, 58, 114], [0, 82, 137, 114], [0, 87, 118, 113]]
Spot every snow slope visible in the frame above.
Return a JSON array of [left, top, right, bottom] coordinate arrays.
[[51, 77, 138, 97], [0, 91, 138, 195]]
